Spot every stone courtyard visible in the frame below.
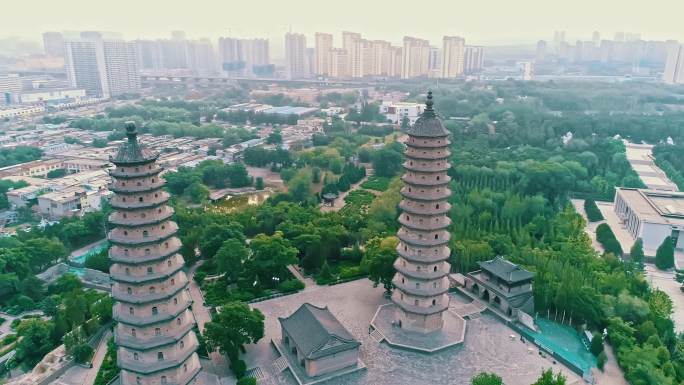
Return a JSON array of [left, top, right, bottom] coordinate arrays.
[[244, 279, 582, 385]]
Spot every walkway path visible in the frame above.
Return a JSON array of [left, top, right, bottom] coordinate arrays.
[[286, 265, 316, 289], [320, 167, 374, 213], [53, 329, 111, 385], [645, 265, 684, 333], [570, 199, 605, 254], [624, 141, 678, 191], [187, 262, 232, 382], [592, 344, 629, 385], [0, 310, 45, 336]]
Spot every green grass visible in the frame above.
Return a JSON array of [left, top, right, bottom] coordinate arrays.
[[361, 176, 391, 192]]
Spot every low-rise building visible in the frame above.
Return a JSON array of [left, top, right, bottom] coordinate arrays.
[[18, 88, 87, 104], [380, 101, 424, 125], [279, 303, 361, 378], [0, 105, 46, 119], [464, 256, 535, 318], [37, 184, 109, 220], [614, 188, 684, 252], [0, 159, 63, 178], [61, 158, 110, 173]]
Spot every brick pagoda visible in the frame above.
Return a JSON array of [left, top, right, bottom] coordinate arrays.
[[392, 92, 452, 334], [109, 122, 201, 385]]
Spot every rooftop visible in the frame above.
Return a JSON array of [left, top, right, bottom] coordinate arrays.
[[478, 256, 534, 284], [110, 122, 158, 165], [278, 303, 360, 360], [39, 186, 86, 203], [617, 188, 684, 226]]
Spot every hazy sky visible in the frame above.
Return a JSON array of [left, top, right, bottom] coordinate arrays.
[[3, 0, 683, 55]]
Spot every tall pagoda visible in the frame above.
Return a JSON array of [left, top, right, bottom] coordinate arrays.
[[109, 122, 201, 385], [392, 92, 452, 334]]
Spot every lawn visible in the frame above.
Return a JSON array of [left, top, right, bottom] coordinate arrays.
[[361, 176, 391, 192]]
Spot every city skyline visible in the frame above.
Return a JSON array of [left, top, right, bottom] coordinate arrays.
[[2, 0, 683, 54]]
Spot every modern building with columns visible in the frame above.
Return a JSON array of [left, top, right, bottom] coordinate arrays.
[[392, 91, 452, 334], [109, 122, 201, 385], [614, 187, 684, 253]]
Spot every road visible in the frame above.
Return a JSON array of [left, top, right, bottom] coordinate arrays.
[[52, 329, 111, 385], [0, 310, 45, 336]]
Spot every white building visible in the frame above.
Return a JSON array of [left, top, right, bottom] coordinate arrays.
[[314, 33, 333, 76], [285, 33, 307, 79], [613, 188, 684, 254], [64, 38, 140, 98], [0, 105, 46, 119], [401, 36, 430, 79], [664, 44, 684, 84], [0, 74, 23, 105], [442, 36, 465, 78], [464, 46, 485, 74], [19, 88, 86, 104], [380, 101, 424, 125]]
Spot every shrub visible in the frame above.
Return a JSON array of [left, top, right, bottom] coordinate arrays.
[[230, 358, 247, 378], [237, 377, 257, 385], [596, 223, 623, 256], [655, 236, 675, 270], [584, 199, 604, 222], [597, 351, 607, 371], [590, 333, 604, 356], [277, 279, 304, 293], [73, 343, 94, 364]]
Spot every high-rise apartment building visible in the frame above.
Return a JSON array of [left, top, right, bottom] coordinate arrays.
[[371, 40, 392, 77], [305, 47, 316, 78], [389, 46, 403, 78], [135, 40, 163, 71], [285, 32, 307, 79], [664, 44, 684, 84], [401, 36, 430, 79], [329, 48, 350, 78], [342, 31, 362, 76], [0, 74, 22, 105], [536, 40, 547, 62], [464, 45, 485, 74], [314, 33, 333, 76], [43, 32, 65, 57], [217, 38, 271, 77], [186, 39, 217, 75], [428, 47, 442, 78], [102, 40, 141, 96], [64, 38, 140, 98], [441, 36, 465, 78], [110, 122, 202, 385], [158, 39, 189, 69]]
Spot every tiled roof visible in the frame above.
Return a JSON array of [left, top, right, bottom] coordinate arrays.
[[111, 122, 158, 164], [407, 91, 449, 138], [279, 303, 360, 360], [478, 256, 534, 283]]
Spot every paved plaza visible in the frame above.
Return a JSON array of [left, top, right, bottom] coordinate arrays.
[[245, 279, 582, 385]]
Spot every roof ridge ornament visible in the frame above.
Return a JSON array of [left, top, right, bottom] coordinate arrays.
[[125, 121, 138, 143], [423, 91, 436, 117]]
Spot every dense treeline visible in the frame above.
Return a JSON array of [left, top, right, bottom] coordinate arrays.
[[164, 160, 252, 203], [0, 146, 42, 168], [653, 144, 684, 190]]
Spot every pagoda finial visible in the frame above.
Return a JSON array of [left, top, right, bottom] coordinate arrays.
[[423, 91, 435, 117], [125, 121, 138, 143]]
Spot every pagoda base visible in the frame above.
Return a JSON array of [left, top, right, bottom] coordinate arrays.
[[370, 303, 466, 354]]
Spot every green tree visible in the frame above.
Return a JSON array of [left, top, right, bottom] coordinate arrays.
[[184, 181, 209, 203], [532, 369, 566, 385], [287, 170, 313, 204], [655, 236, 674, 270], [630, 238, 644, 270], [15, 318, 55, 368], [204, 301, 264, 361], [471, 372, 503, 385], [583, 199, 604, 222], [215, 239, 248, 282], [362, 236, 398, 293], [246, 232, 298, 288], [267, 130, 282, 144], [255, 177, 264, 190], [590, 333, 604, 356]]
